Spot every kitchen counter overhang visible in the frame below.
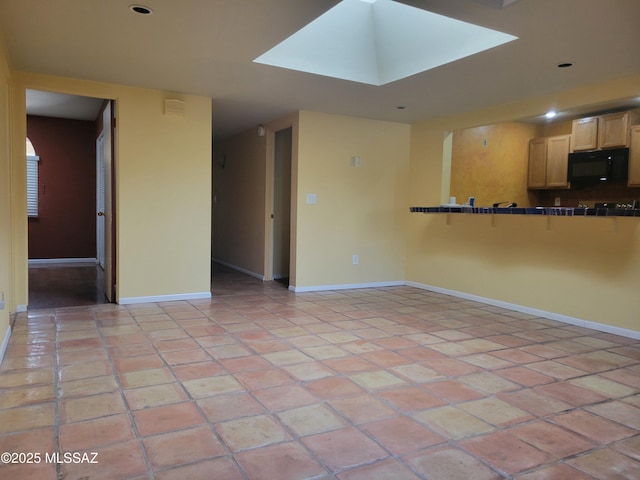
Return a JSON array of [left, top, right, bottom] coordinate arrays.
[[410, 206, 640, 217]]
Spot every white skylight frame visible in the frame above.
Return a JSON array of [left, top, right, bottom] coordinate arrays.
[[254, 0, 518, 86]]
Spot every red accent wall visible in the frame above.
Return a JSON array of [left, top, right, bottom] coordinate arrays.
[[27, 115, 97, 259]]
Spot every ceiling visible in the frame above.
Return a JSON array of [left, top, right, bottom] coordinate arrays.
[[26, 89, 104, 121], [3, 0, 640, 139]]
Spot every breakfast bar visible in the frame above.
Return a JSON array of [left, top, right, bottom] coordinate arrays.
[[410, 206, 640, 216]]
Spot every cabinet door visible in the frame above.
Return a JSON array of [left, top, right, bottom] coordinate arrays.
[[528, 138, 547, 189], [546, 135, 571, 188], [571, 117, 598, 151], [629, 125, 640, 187], [598, 112, 629, 149]]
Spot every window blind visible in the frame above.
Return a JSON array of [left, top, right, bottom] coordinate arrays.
[[27, 155, 40, 217]]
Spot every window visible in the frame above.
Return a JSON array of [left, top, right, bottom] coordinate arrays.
[[26, 138, 40, 217]]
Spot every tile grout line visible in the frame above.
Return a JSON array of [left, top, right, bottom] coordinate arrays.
[[6, 276, 640, 479], [52, 310, 62, 480], [97, 305, 157, 479], [155, 301, 252, 480]]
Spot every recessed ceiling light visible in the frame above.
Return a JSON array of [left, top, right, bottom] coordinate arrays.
[[545, 110, 557, 119], [129, 4, 153, 15], [557, 62, 573, 68]]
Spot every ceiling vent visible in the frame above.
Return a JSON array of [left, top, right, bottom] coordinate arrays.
[[472, 0, 521, 8]]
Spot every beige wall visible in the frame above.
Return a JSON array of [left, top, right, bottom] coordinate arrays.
[[295, 111, 410, 289], [0, 33, 12, 355], [10, 72, 212, 304], [408, 75, 640, 333]]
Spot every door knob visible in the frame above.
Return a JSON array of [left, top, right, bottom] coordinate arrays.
[[98, 212, 105, 216]]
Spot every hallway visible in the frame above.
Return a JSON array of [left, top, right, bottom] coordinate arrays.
[[28, 263, 107, 310]]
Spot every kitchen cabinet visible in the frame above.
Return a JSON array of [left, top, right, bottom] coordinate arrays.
[[527, 138, 547, 188], [546, 135, 572, 187], [528, 134, 571, 189], [629, 125, 640, 187], [572, 111, 639, 151], [598, 112, 631, 149], [571, 117, 598, 151]]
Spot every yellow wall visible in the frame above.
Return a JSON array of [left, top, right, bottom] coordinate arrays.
[[295, 111, 410, 289], [212, 111, 409, 290], [10, 72, 212, 303], [540, 119, 572, 137], [408, 75, 640, 333], [0, 33, 12, 356], [409, 214, 639, 329], [450, 122, 539, 208]]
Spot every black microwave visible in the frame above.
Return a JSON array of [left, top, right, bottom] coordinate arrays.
[[567, 148, 629, 183]]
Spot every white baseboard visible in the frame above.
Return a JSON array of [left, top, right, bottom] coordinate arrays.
[[291, 280, 404, 293], [29, 258, 97, 266], [118, 291, 212, 305], [407, 281, 640, 340], [212, 259, 265, 281], [0, 324, 11, 367]]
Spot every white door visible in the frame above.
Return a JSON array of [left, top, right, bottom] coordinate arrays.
[[96, 134, 105, 269], [101, 101, 114, 302]]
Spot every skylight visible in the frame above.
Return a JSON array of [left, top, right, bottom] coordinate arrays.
[[254, 0, 517, 86]]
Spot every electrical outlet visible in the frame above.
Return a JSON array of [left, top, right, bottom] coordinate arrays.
[[306, 193, 317, 204], [351, 156, 361, 167], [352, 254, 359, 265]]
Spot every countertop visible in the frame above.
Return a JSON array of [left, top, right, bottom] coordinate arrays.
[[409, 206, 640, 217]]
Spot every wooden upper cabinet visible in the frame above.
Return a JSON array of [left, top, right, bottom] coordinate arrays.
[[629, 125, 640, 187], [546, 135, 571, 188], [528, 135, 570, 189], [528, 138, 547, 188], [598, 112, 630, 149], [571, 117, 598, 151], [571, 111, 639, 152]]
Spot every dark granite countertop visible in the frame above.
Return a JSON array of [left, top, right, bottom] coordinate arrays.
[[409, 206, 640, 217]]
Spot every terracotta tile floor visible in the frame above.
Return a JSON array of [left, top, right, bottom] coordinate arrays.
[[1, 268, 640, 479]]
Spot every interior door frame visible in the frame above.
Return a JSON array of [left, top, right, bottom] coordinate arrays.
[[271, 127, 292, 282], [263, 117, 297, 286], [101, 100, 116, 302], [96, 133, 105, 269], [22, 88, 117, 309]]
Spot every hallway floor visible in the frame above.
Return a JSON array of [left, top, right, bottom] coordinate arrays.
[[28, 263, 107, 310], [1, 268, 639, 479]]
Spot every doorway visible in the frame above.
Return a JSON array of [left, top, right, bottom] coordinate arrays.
[[26, 90, 115, 308], [271, 127, 292, 286]]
